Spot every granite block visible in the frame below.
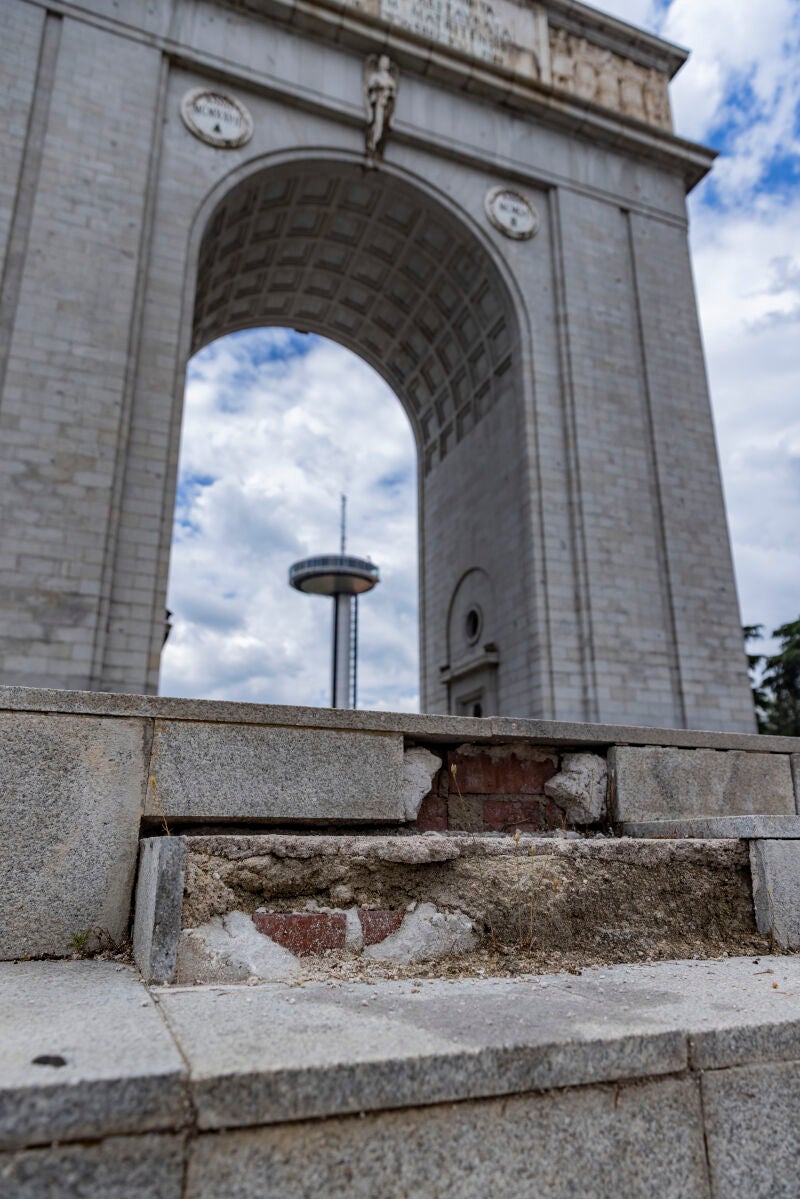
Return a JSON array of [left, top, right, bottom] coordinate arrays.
[[145, 719, 404, 822], [0, 962, 188, 1150], [133, 837, 186, 984], [0, 712, 149, 958], [749, 839, 800, 949], [0, 1134, 184, 1198], [702, 1060, 800, 1198], [609, 747, 795, 823], [185, 1076, 709, 1199]]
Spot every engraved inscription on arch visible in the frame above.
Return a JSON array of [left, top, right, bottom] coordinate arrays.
[[346, 0, 543, 78]]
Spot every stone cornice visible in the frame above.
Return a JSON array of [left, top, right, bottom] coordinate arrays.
[[544, 0, 689, 78], [231, 0, 716, 189], [26, 0, 716, 189]]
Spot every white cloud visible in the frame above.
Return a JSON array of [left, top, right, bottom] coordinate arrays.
[[689, 195, 800, 640], [160, 332, 419, 711]]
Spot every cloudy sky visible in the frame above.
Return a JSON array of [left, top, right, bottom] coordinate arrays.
[[160, 0, 800, 710]]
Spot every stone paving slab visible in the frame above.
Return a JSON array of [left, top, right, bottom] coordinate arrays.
[[623, 816, 800, 839], [155, 956, 800, 1131], [133, 837, 186, 985], [0, 962, 188, 1151]]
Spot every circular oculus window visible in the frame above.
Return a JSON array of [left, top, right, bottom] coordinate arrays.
[[464, 606, 483, 645], [484, 186, 540, 241]]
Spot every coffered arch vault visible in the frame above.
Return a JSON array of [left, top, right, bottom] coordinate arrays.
[[192, 159, 520, 474]]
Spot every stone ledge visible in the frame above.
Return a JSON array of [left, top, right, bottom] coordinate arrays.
[[623, 816, 800, 840], [2, 686, 798, 753], [5, 956, 800, 1153]]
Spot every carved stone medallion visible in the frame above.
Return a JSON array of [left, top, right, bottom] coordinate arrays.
[[484, 187, 540, 241], [180, 89, 254, 149]]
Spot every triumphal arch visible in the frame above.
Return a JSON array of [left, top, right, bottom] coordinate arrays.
[[0, 0, 756, 730]]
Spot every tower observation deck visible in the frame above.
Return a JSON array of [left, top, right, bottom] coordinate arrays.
[[289, 499, 380, 709]]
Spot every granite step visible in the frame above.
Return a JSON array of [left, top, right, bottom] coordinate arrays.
[[4, 956, 800, 1196]]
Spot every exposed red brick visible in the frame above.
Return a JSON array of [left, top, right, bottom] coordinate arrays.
[[358, 909, 405, 946], [253, 911, 346, 956], [414, 794, 448, 832], [448, 750, 557, 795], [482, 797, 562, 834]]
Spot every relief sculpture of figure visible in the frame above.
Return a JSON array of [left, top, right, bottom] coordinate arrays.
[[643, 68, 671, 129], [550, 29, 575, 92], [572, 39, 598, 101], [594, 49, 621, 110], [363, 54, 399, 162], [619, 59, 646, 120]]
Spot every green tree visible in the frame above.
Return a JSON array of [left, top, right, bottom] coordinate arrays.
[[744, 619, 800, 736]]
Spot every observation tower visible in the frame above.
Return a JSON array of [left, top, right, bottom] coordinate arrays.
[[289, 498, 380, 709]]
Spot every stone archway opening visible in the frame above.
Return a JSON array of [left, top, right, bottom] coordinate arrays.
[[163, 157, 524, 714], [159, 326, 420, 709]]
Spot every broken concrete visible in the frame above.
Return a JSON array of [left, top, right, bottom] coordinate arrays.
[[141, 833, 769, 980], [175, 912, 301, 985], [402, 747, 442, 820], [544, 752, 608, 823], [363, 902, 477, 963]]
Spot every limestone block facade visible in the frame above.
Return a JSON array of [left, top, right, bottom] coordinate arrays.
[[0, 0, 756, 731]]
